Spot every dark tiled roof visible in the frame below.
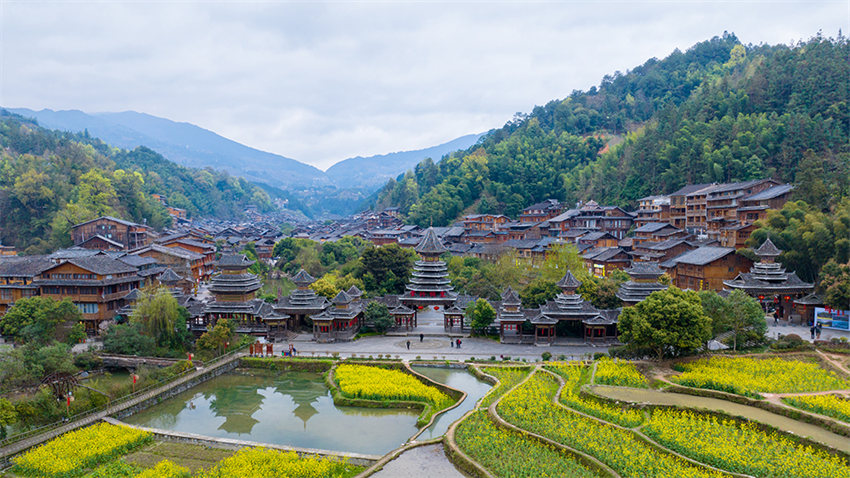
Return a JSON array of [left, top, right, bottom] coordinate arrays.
[[501, 287, 521, 306], [158, 268, 183, 283], [119, 255, 158, 267], [415, 227, 448, 255], [217, 254, 254, 268], [755, 238, 782, 257], [291, 269, 316, 285], [332, 290, 353, 305], [557, 271, 582, 289], [65, 256, 138, 275], [744, 184, 793, 201], [634, 222, 674, 233], [670, 246, 735, 266], [0, 256, 54, 277], [346, 285, 363, 297]]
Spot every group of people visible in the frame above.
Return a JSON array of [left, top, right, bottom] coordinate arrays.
[[810, 323, 823, 340], [282, 343, 298, 357]]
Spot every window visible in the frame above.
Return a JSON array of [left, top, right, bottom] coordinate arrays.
[[75, 303, 99, 314], [0, 290, 11, 300]]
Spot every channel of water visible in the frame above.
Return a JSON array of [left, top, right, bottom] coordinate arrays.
[[591, 385, 850, 453], [412, 366, 492, 439]]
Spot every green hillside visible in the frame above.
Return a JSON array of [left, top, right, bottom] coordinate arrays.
[[0, 110, 273, 254], [375, 33, 849, 225]]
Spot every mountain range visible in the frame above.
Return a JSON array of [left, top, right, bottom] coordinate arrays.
[[8, 108, 482, 193]]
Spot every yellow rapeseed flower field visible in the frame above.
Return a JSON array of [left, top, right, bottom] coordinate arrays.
[[784, 393, 850, 423], [672, 356, 849, 397], [478, 366, 530, 409], [594, 356, 648, 388], [497, 371, 725, 477], [643, 408, 850, 478], [547, 364, 644, 428], [455, 410, 602, 477], [198, 447, 359, 478], [13, 422, 152, 477], [334, 364, 453, 409], [134, 459, 190, 478]]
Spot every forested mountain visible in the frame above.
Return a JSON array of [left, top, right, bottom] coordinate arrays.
[[375, 33, 849, 225], [325, 133, 484, 189], [0, 111, 273, 254], [9, 108, 328, 189]]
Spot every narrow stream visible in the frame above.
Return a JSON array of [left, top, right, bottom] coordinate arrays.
[[591, 385, 850, 453], [412, 366, 492, 440]]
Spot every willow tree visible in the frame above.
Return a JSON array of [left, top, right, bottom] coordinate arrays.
[[131, 286, 179, 347]]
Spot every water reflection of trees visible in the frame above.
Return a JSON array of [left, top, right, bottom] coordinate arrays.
[[274, 373, 327, 429], [207, 374, 268, 435]]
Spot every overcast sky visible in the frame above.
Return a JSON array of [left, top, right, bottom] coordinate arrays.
[[1, 1, 847, 170]]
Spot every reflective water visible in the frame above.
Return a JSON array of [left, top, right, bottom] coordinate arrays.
[[124, 370, 419, 455], [412, 366, 492, 439]]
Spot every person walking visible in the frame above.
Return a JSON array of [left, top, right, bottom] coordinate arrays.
[[419, 333, 424, 342], [406, 340, 411, 350], [810, 325, 816, 340], [450, 339, 454, 348], [816, 323, 823, 339], [773, 310, 779, 325], [456, 338, 462, 349]]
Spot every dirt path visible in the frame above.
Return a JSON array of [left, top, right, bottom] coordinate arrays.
[[592, 385, 850, 454], [817, 349, 850, 376]]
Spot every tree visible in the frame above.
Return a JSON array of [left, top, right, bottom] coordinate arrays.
[[618, 287, 712, 360], [130, 286, 180, 347], [0, 398, 17, 439], [0, 297, 82, 345], [820, 260, 850, 310], [364, 302, 394, 334], [66, 322, 87, 346], [521, 279, 560, 308], [102, 322, 156, 356], [725, 290, 767, 350], [196, 319, 235, 356], [359, 244, 417, 294], [467, 299, 496, 334], [310, 275, 339, 299]]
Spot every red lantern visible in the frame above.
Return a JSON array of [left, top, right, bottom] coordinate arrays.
[[434, 306, 439, 310]]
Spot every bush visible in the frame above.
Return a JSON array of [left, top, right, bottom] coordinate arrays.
[[541, 351, 552, 361], [74, 352, 103, 370]]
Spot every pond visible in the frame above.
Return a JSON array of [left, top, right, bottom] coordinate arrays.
[[412, 366, 492, 440], [123, 369, 419, 455]]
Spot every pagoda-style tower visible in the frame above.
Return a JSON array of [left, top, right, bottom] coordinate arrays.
[[310, 290, 362, 343], [275, 269, 330, 330], [723, 238, 813, 318], [496, 287, 527, 343], [616, 262, 668, 306], [540, 271, 608, 340], [401, 227, 457, 309], [204, 254, 264, 330]]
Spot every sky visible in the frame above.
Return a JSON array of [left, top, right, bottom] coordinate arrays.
[[1, 1, 847, 170]]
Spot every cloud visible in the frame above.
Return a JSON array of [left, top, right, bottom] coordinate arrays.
[[1, 1, 846, 170]]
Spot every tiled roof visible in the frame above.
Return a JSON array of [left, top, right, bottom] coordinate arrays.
[[415, 227, 448, 255], [557, 271, 582, 289], [669, 246, 735, 266], [755, 238, 782, 257]]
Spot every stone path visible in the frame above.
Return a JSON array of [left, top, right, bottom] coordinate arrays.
[[275, 335, 605, 362], [0, 351, 245, 461], [371, 444, 466, 478]]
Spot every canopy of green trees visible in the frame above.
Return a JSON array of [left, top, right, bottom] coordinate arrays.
[[375, 34, 848, 224], [0, 111, 273, 253]]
